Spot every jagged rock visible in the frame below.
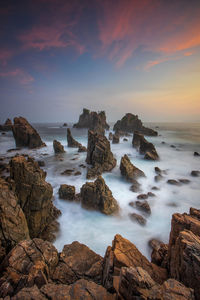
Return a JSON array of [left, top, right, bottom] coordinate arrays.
[[114, 114, 157, 136], [58, 184, 75, 200], [12, 117, 46, 148], [67, 128, 81, 148], [120, 154, 145, 182], [191, 170, 200, 177], [0, 118, 12, 131], [78, 145, 87, 152], [151, 243, 168, 268], [0, 178, 29, 260], [132, 131, 159, 160], [53, 140, 65, 153], [167, 179, 181, 186], [86, 130, 116, 179], [0, 239, 59, 298], [112, 134, 119, 144], [10, 156, 60, 240], [194, 151, 200, 156], [129, 213, 147, 225], [108, 132, 113, 140], [135, 200, 151, 214], [73, 108, 109, 133], [80, 176, 119, 215], [102, 234, 167, 293], [52, 241, 103, 285]]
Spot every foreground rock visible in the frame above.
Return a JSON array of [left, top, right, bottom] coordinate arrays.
[[73, 108, 109, 133], [133, 131, 159, 160], [113, 113, 157, 136], [10, 156, 60, 240], [58, 184, 75, 200], [120, 154, 145, 182], [80, 176, 119, 215], [0, 118, 12, 131], [67, 128, 82, 148], [53, 140, 65, 153], [12, 117, 46, 148], [86, 130, 116, 179]]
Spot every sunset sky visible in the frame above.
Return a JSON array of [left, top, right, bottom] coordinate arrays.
[[0, 0, 200, 123]]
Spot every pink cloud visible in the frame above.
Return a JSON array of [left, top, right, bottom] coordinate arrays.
[[0, 68, 34, 85]]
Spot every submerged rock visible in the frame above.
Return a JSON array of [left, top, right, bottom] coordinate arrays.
[[120, 154, 145, 182], [113, 113, 157, 136], [0, 118, 12, 131], [80, 176, 119, 215], [130, 180, 141, 193], [58, 184, 75, 200], [135, 200, 151, 214], [67, 128, 82, 148], [53, 140, 65, 153], [12, 117, 46, 148], [129, 213, 147, 225]]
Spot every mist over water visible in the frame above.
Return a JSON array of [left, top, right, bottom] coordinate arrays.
[[0, 122, 199, 258]]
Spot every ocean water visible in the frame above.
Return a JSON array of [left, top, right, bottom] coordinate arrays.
[[0, 122, 200, 259]]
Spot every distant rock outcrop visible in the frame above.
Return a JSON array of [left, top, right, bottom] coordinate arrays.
[[10, 156, 60, 240], [73, 108, 109, 134], [120, 154, 145, 182], [132, 131, 159, 160], [113, 113, 157, 136], [86, 130, 116, 179], [0, 118, 12, 131], [80, 176, 119, 215], [53, 140, 65, 153], [12, 117, 46, 148]]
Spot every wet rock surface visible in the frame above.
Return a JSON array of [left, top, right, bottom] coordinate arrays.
[[58, 184, 75, 200], [53, 140, 65, 153], [129, 212, 147, 225], [120, 154, 145, 182]]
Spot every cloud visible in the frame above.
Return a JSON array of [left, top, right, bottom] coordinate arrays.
[[0, 68, 34, 85], [0, 49, 13, 66]]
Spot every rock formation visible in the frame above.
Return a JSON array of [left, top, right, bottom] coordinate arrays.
[[120, 154, 145, 182], [0, 118, 12, 131], [12, 117, 46, 148], [10, 156, 60, 240], [80, 176, 119, 215], [113, 113, 157, 136], [112, 134, 119, 144], [86, 130, 116, 179], [78, 145, 87, 152], [67, 128, 82, 148], [53, 140, 65, 153], [132, 131, 159, 160], [58, 184, 75, 200], [73, 108, 109, 133]]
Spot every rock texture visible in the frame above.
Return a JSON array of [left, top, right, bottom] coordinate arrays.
[[73, 108, 109, 133], [132, 131, 159, 160], [112, 134, 119, 144], [58, 184, 75, 200], [120, 154, 145, 182], [53, 140, 65, 153], [0, 118, 12, 131], [67, 128, 82, 148], [86, 130, 116, 179], [80, 176, 119, 215], [10, 156, 60, 240], [113, 113, 157, 136], [12, 117, 46, 148]]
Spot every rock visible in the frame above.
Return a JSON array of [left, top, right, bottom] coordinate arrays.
[[145, 151, 158, 160], [194, 151, 200, 156], [149, 238, 163, 250], [108, 132, 113, 140], [67, 128, 82, 148], [0, 178, 29, 259], [152, 186, 159, 190], [78, 145, 87, 152], [147, 192, 156, 197], [155, 167, 162, 174], [79, 164, 86, 168], [86, 130, 116, 179], [132, 131, 143, 149], [129, 180, 141, 193], [53, 140, 65, 153], [179, 179, 190, 184], [135, 200, 151, 214], [37, 160, 45, 167], [73, 108, 109, 133], [170, 144, 176, 148], [74, 171, 81, 176], [58, 184, 75, 200], [113, 114, 157, 136], [120, 154, 145, 182], [102, 234, 167, 292], [12, 117, 46, 148], [63, 122, 67, 127], [12, 285, 47, 300], [0, 239, 59, 298], [137, 193, 148, 200], [10, 156, 60, 240], [112, 134, 119, 144], [123, 138, 128, 141], [132, 131, 159, 160], [151, 243, 168, 268], [80, 176, 119, 215], [167, 179, 181, 186], [0, 118, 12, 131], [61, 169, 74, 176], [154, 174, 163, 182], [52, 241, 103, 285], [129, 213, 147, 225], [191, 170, 200, 177]]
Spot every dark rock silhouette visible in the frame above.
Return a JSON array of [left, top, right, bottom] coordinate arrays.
[[67, 128, 82, 148]]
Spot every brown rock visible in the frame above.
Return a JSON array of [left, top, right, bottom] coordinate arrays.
[[0, 118, 12, 131], [112, 134, 119, 144], [108, 132, 113, 140], [86, 130, 116, 179], [61, 169, 74, 175], [137, 193, 148, 200], [78, 145, 87, 152], [74, 171, 81, 176], [129, 213, 147, 225], [10, 156, 60, 240], [129, 180, 141, 193], [67, 128, 82, 148], [132, 132, 159, 160], [132, 131, 143, 149], [167, 179, 181, 186], [147, 192, 156, 197], [58, 184, 75, 200], [155, 166, 162, 174], [12, 117, 45, 148], [120, 154, 145, 182], [52, 241, 103, 285], [135, 200, 151, 214], [80, 176, 119, 215], [53, 140, 65, 153]]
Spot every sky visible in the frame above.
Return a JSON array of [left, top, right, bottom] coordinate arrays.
[[0, 0, 200, 123]]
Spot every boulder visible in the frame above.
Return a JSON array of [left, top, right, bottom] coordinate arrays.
[[102, 234, 167, 292], [12, 117, 46, 148], [194, 151, 200, 156], [58, 184, 75, 200], [167, 179, 181, 186], [52, 241, 103, 285], [86, 130, 116, 179], [80, 176, 119, 215], [135, 200, 151, 214], [53, 140, 65, 153], [73, 108, 109, 133], [123, 138, 128, 141], [137, 193, 148, 200], [0, 118, 12, 131], [67, 128, 82, 148], [112, 134, 119, 144], [191, 170, 200, 177], [10, 156, 60, 240], [120, 154, 145, 182], [113, 114, 157, 136], [129, 213, 147, 225]]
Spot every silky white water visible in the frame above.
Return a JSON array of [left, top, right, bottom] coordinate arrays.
[[0, 122, 199, 259]]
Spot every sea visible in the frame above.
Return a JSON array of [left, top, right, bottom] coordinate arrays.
[[0, 122, 200, 259]]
